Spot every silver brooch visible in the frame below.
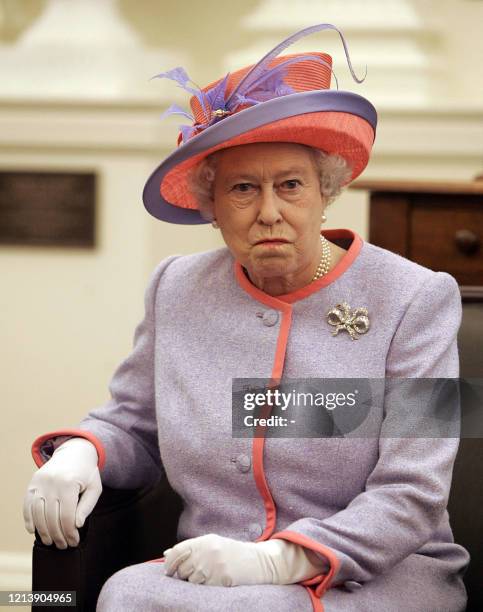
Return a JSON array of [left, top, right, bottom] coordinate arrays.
[[326, 302, 370, 340]]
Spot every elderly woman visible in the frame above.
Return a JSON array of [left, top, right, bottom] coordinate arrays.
[[23, 24, 469, 612]]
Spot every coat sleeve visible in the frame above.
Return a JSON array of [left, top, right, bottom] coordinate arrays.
[[269, 271, 463, 597], [31, 255, 180, 490]]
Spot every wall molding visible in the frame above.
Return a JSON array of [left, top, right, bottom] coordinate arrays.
[[0, 100, 481, 161]]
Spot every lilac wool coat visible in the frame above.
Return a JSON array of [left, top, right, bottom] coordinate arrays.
[[32, 228, 470, 612]]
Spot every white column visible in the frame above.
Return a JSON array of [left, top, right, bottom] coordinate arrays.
[[0, 0, 183, 101]]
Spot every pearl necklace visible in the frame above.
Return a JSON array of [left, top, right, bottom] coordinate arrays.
[[312, 235, 331, 281]]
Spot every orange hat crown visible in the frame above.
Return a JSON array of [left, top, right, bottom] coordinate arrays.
[[189, 52, 333, 127]]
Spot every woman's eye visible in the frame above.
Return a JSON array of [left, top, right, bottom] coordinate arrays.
[[281, 179, 301, 190], [232, 183, 254, 193]]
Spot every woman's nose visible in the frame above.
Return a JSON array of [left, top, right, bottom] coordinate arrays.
[[256, 186, 283, 225]]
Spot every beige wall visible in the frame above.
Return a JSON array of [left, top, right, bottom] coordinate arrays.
[[1, 0, 482, 591], [0, 148, 223, 551]]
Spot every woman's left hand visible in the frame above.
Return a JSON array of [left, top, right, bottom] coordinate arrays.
[[163, 533, 329, 587]]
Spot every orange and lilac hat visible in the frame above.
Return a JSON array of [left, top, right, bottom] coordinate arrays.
[[142, 23, 377, 225]]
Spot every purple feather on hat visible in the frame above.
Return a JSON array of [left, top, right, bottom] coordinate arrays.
[[150, 66, 208, 116], [204, 73, 231, 114], [159, 103, 194, 122], [225, 22, 365, 109], [150, 23, 366, 143]]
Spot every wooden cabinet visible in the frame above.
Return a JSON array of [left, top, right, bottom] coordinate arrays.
[[351, 179, 483, 375], [351, 180, 483, 294]]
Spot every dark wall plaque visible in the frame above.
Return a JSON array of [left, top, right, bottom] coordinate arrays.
[[0, 171, 96, 247]]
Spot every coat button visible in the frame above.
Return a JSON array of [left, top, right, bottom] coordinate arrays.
[[344, 580, 362, 591], [235, 454, 251, 473], [261, 310, 279, 327], [248, 522, 263, 539]]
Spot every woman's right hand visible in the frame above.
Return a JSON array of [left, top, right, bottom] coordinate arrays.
[[23, 437, 102, 549]]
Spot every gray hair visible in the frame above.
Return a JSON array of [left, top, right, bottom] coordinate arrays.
[[186, 144, 353, 222]]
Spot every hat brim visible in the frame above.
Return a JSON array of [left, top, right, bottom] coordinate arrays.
[[142, 90, 377, 224]]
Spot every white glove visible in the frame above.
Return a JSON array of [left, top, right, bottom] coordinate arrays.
[[23, 437, 102, 549], [163, 533, 329, 587]]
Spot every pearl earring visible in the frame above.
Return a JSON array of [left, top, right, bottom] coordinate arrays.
[[211, 219, 219, 229], [321, 213, 327, 223]]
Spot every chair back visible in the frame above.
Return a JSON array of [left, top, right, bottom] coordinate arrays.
[[448, 300, 483, 611]]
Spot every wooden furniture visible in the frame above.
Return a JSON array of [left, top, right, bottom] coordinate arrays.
[[350, 179, 483, 294]]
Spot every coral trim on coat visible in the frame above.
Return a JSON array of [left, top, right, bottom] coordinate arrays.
[[31, 429, 106, 471]]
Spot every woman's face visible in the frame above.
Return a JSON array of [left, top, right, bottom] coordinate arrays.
[[213, 142, 326, 292]]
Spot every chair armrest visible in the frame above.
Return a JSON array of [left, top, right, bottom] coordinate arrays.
[[32, 475, 183, 612]]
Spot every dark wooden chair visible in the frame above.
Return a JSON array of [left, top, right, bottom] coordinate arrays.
[[32, 475, 183, 611], [32, 305, 483, 612]]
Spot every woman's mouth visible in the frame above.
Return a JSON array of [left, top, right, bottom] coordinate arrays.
[[255, 239, 289, 246]]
